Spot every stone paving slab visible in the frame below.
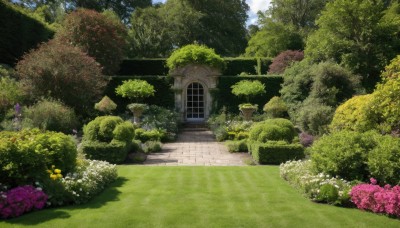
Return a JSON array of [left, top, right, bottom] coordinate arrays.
[[143, 130, 251, 166]]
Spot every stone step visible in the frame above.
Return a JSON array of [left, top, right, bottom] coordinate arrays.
[[182, 122, 208, 131]]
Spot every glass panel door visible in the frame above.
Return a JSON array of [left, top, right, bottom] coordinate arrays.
[[186, 82, 204, 121]]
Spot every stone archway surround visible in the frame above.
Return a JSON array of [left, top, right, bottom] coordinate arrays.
[[170, 64, 221, 122]]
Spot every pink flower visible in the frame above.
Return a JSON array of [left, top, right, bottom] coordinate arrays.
[[370, 178, 377, 185]]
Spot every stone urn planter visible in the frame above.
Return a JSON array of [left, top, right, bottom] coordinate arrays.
[[128, 103, 147, 124], [239, 104, 257, 121]]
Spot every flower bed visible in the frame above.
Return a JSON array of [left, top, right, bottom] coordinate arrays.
[[350, 178, 400, 218]]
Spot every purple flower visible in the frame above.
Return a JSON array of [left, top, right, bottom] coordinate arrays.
[[14, 103, 21, 115]]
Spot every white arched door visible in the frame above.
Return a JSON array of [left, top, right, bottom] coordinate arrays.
[[186, 82, 205, 122]]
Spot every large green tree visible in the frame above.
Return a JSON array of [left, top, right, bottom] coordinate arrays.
[[305, 0, 400, 90]]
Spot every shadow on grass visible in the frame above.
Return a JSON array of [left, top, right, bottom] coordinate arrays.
[[3, 177, 128, 226]]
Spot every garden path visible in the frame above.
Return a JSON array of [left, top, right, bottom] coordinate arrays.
[[143, 130, 250, 166]]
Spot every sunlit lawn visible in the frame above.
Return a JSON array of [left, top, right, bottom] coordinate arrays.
[[1, 166, 400, 228]]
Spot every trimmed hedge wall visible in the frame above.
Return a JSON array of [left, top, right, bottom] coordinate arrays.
[[250, 142, 305, 165], [214, 76, 283, 113], [104, 76, 174, 113], [118, 57, 272, 76], [0, 1, 54, 66]]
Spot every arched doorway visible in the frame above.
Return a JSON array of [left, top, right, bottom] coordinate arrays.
[[186, 82, 205, 122]]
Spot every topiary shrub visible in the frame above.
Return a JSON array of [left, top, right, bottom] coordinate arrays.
[[55, 8, 127, 75], [263, 96, 288, 118], [330, 94, 377, 132], [310, 130, 382, 181], [248, 118, 296, 143], [166, 44, 226, 71], [81, 116, 135, 164], [115, 79, 155, 103], [95, 96, 117, 114], [23, 98, 79, 134], [16, 40, 107, 117], [0, 129, 77, 187], [368, 135, 400, 185], [268, 50, 304, 74], [250, 141, 304, 164]]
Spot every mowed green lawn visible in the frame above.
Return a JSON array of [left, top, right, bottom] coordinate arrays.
[[1, 166, 400, 228]]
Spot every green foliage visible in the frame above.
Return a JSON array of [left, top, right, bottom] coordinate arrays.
[[95, 96, 117, 114], [368, 135, 400, 185], [15, 40, 107, 117], [231, 80, 265, 102], [305, 0, 400, 90], [24, 98, 79, 134], [142, 141, 162, 154], [263, 96, 288, 118], [79, 140, 128, 164], [0, 67, 24, 116], [316, 184, 339, 204], [280, 60, 361, 134], [225, 139, 248, 153], [142, 105, 180, 134], [115, 79, 155, 102], [250, 141, 304, 164], [0, 129, 77, 187], [310, 130, 381, 181], [113, 121, 136, 142], [268, 50, 304, 74], [55, 8, 127, 75], [224, 57, 272, 75], [83, 116, 126, 142], [0, 1, 54, 66], [167, 44, 225, 71], [248, 118, 296, 143], [134, 128, 166, 143], [330, 94, 377, 132]]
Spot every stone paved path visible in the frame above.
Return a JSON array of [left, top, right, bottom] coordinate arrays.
[[143, 130, 251, 166]]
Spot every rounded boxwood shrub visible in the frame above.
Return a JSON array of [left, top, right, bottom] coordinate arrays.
[[81, 116, 136, 164], [115, 79, 155, 102], [0, 129, 77, 187], [166, 44, 226, 71], [249, 118, 296, 143], [310, 130, 381, 181], [263, 96, 288, 118], [368, 135, 400, 185]]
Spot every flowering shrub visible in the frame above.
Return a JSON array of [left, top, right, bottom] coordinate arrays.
[[0, 185, 47, 219], [280, 160, 352, 205], [61, 159, 117, 205], [350, 178, 400, 217]]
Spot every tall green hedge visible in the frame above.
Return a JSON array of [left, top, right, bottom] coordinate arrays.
[[0, 1, 54, 66], [104, 76, 174, 113], [213, 76, 283, 113], [118, 57, 272, 76]]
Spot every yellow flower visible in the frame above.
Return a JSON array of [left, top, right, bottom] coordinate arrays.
[[57, 174, 63, 178], [50, 174, 58, 180], [54, 169, 62, 174]]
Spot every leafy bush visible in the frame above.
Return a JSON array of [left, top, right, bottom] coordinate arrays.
[[250, 141, 304, 164], [231, 80, 265, 103], [299, 132, 315, 147], [81, 116, 136, 164], [0, 185, 48, 219], [263, 96, 288, 118], [16, 40, 107, 117], [0, 129, 77, 187], [95, 96, 117, 114], [115, 79, 155, 102], [280, 60, 361, 134], [316, 184, 339, 204], [142, 105, 180, 134], [134, 128, 166, 142], [330, 94, 377, 132], [280, 160, 353, 205], [268, 50, 304, 74], [248, 118, 296, 143], [23, 98, 78, 134], [368, 136, 400, 185], [55, 8, 127, 75], [350, 179, 400, 218], [310, 130, 381, 181], [61, 159, 117, 205], [0, 67, 24, 117], [142, 141, 162, 154], [166, 44, 225, 71], [296, 99, 334, 135], [225, 139, 248, 153]]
